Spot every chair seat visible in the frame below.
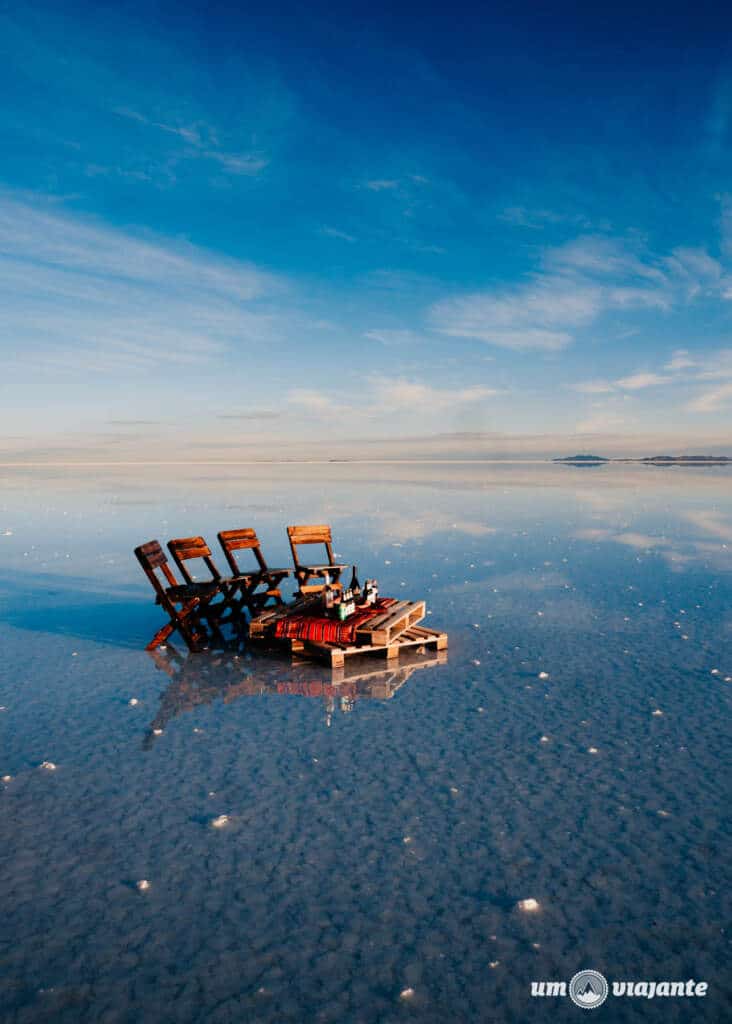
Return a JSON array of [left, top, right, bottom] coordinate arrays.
[[225, 568, 292, 584], [166, 581, 220, 601], [299, 564, 348, 573]]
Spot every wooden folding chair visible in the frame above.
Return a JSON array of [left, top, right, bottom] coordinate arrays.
[[217, 528, 293, 615], [134, 540, 223, 652], [286, 524, 349, 595], [166, 535, 245, 631]]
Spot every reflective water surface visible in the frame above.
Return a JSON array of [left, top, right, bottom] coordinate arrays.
[[0, 463, 730, 1022]]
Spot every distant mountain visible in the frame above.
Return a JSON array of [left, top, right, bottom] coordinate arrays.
[[553, 454, 609, 463], [636, 455, 731, 464], [553, 453, 730, 465]]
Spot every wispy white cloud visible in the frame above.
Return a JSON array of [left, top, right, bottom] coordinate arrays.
[[686, 381, 732, 413], [429, 277, 602, 351], [614, 372, 672, 390], [665, 348, 697, 371], [575, 346, 732, 415], [284, 377, 499, 424], [498, 207, 566, 228], [575, 411, 629, 433], [544, 236, 666, 284], [287, 389, 342, 416], [429, 235, 727, 352], [363, 179, 400, 191], [0, 195, 280, 376], [574, 372, 673, 397], [115, 107, 269, 176], [370, 377, 498, 410], [575, 380, 616, 394], [363, 328, 424, 346], [676, 348, 732, 412], [207, 151, 269, 175], [115, 107, 202, 144], [321, 226, 357, 243]]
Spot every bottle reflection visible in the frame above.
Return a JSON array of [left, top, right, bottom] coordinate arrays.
[[144, 643, 447, 745]]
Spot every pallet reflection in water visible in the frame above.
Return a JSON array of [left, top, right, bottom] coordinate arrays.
[[145, 642, 448, 743]]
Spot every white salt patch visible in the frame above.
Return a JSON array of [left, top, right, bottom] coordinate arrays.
[[211, 815, 230, 829], [538, 671, 549, 680], [39, 761, 57, 771], [517, 898, 540, 912], [136, 879, 151, 892]]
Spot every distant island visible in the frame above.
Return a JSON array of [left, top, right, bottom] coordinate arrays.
[[553, 454, 608, 463], [554, 454, 731, 465]]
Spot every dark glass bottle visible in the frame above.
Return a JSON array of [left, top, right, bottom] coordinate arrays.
[[350, 564, 361, 598]]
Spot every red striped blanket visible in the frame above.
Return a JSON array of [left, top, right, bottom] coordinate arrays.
[[274, 598, 396, 645]]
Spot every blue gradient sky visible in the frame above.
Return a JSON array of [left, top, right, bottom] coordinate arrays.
[[2, 1, 732, 459]]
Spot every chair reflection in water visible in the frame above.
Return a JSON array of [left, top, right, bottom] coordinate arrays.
[[144, 641, 447, 744]]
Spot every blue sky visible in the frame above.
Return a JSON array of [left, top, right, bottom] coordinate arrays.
[[2, 0, 732, 459]]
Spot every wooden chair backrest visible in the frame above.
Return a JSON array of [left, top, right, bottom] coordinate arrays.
[[287, 524, 335, 569], [135, 540, 179, 603], [217, 528, 268, 576], [167, 536, 222, 584]]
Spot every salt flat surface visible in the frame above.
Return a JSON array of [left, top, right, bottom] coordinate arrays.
[[0, 463, 730, 1022]]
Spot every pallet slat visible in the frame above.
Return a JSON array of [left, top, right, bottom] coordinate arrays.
[[291, 622, 447, 668], [356, 600, 426, 646]]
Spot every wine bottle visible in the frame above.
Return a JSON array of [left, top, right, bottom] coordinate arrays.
[[323, 572, 335, 610], [350, 564, 361, 598]]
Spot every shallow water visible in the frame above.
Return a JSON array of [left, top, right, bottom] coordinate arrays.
[[0, 463, 730, 1023]]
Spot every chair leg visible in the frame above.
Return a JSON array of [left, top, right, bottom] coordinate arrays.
[[146, 620, 176, 651], [177, 598, 211, 652]]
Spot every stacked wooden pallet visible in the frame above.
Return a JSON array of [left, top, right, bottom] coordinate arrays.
[[249, 596, 447, 667]]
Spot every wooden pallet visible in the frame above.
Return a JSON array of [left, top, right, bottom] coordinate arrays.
[[355, 599, 426, 646], [248, 596, 321, 637], [290, 623, 447, 668]]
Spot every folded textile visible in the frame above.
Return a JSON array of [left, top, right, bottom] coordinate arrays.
[[274, 597, 397, 645]]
